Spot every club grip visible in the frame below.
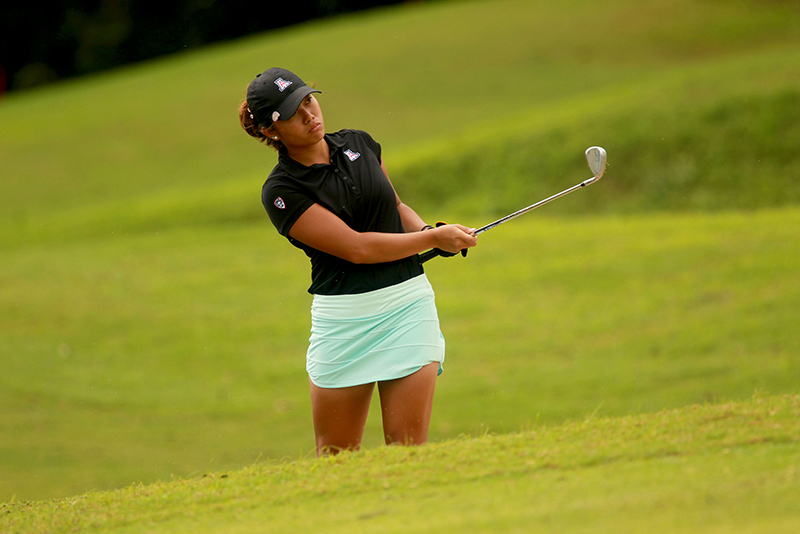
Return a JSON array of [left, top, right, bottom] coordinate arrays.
[[418, 221, 469, 264], [418, 248, 441, 264]]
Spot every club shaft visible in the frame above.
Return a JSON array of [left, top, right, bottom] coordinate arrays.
[[474, 176, 597, 235], [419, 172, 601, 264]]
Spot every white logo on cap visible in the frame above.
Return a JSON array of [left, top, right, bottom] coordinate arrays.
[[344, 149, 361, 161], [274, 78, 292, 92], [272, 111, 280, 122], [274, 197, 286, 209]]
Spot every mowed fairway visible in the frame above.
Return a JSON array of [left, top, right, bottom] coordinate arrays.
[[1, 0, 800, 524], [2, 209, 798, 502]]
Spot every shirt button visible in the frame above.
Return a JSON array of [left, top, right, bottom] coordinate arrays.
[[342, 176, 348, 180], [351, 186, 357, 191]]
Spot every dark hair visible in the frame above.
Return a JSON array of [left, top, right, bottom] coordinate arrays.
[[238, 97, 282, 151]]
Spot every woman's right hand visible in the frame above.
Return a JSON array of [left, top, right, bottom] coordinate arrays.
[[431, 223, 477, 255]]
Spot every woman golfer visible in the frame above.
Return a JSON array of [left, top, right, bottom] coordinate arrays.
[[239, 67, 477, 455]]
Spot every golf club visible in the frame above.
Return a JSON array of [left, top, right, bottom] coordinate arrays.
[[419, 146, 607, 264]]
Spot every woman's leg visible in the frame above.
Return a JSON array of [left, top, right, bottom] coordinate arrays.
[[308, 379, 375, 456], [377, 362, 439, 446]]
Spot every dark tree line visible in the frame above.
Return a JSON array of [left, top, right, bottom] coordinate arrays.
[[0, 0, 408, 94]]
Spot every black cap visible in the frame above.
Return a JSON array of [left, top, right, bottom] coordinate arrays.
[[246, 68, 321, 126]]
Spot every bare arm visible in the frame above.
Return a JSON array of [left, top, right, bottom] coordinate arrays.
[[288, 203, 476, 264], [288, 157, 476, 264]]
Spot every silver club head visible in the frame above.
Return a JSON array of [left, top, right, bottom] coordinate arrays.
[[585, 146, 607, 180]]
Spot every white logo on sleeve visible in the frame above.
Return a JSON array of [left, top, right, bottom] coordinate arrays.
[[344, 149, 361, 161], [274, 78, 292, 92], [274, 197, 286, 209]]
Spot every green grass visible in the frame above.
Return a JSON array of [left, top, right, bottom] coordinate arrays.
[[1, 0, 800, 510], [1, 0, 800, 243], [2, 208, 798, 502], [3, 394, 799, 533]]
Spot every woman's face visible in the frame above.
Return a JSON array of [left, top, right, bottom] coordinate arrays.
[[268, 94, 325, 150]]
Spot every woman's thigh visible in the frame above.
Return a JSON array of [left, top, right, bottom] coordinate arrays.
[[308, 379, 375, 456], [378, 362, 439, 446]]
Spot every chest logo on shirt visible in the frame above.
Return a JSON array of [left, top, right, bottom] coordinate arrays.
[[274, 197, 286, 209], [344, 149, 361, 161], [274, 78, 292, 92]]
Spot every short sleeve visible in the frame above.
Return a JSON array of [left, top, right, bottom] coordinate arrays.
[[262, 177, 315, 237], [353, 130, 382, 161]]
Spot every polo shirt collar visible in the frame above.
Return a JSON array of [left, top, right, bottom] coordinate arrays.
[[276, 133, 344, 176]]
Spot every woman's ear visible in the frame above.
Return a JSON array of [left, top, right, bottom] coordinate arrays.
[[262, 126, 279, 141]]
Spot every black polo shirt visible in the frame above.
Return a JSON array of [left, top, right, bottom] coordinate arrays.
[[262, 129, 423, 295]]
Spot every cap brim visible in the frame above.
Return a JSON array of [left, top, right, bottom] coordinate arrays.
[[275, 86, 321, 122]]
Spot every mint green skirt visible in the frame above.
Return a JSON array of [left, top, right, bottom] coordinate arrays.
[[307, 274, 445, 388]]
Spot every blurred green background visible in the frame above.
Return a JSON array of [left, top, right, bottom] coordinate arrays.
[[1, 0, 799, 502]]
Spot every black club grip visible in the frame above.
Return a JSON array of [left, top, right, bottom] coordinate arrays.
[[418, 222, 468, 264]]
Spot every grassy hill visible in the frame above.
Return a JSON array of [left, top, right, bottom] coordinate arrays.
[[3, 394, 799, 533], [1, 0, 800, 504], [2, 0, 800, 243]]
